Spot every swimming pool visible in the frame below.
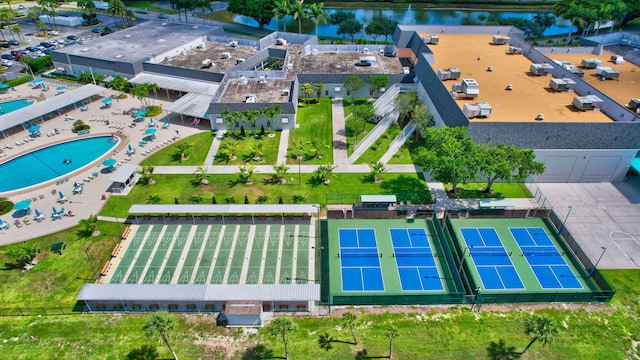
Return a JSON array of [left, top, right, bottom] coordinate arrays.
[[0, 136, 117, 192], [0, 98, 35, 114]]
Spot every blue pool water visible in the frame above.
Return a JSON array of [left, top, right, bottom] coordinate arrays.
[[0, 136, 117, 192], [0, 98, 35, 114]]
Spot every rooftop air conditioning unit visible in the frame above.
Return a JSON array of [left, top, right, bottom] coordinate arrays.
[[312, 48, 318, 55], [245, 94, 257, 103], [282, 89, 290, 96], [628, 98, 640, 111], [403, 67, 410, 74], [581, 58, 602, 69], [276, 38, 287, 45], [259, 76, 266, 84], [423, 35, 439, 44], [378, 48, 385, 55], [287, 63, 293, 70], [529, 63, 553, 76], [239, 76, 248, 85], [220, 52, 231, 59], [229, 40, 238, 47], [572, 95, 603, 111], [236, 58, 245, 64], [506, 46, 523, 55], [549, 78, 576, 92], [596, 66, 620, 79], [611, 55, 625, 65], [363, 47, 369, 53], [492, 35, 511, 45]]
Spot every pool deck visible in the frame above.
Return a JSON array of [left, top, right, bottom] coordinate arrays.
[[0, 82, 203, 244]]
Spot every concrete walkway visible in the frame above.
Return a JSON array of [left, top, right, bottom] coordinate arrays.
[[276, 129, 290, 165], [331, 98, 350, 167], [203, 129, 225, 165]]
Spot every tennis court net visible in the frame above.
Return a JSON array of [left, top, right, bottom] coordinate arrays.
[[470, 251, 512, 257], [338, 252, 381, 258], [522, 251, 564, 257], [393, 252, 437, 258]]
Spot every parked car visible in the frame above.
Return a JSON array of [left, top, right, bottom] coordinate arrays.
[[66, 35, 78, 41], [91, 28, 101, 33], [0, 59, 14, 67], [8, 40, 19, 46], [39, 42, 55, 48], [0, 42, 10, 48], [25, 46, 37, 52], [158, 14, 168, 19], [10, 50, 24, 60], [47, 30, 59, 36], [1, 54, 14, 60], [42, 49, 52, 55], [17, 4, 25, 9]]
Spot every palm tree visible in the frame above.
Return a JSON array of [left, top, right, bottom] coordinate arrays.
[[79, 214, 98, 236], [11, 25, 21, 41], [262, 104, 282, 135], [368, 161, 387, 183], [220, 139, 239, 161], [273, 163, 289, 184], [174, 142, 193, 162], [307, 2, 328, 36], [145, 83, 160, 105], [107, 0, 127, 29], [268, 316, 298, 360], [487, 339, 522, 360], [194, 0, 213, 25], [146, 194, 161, 204], [273, 0, 291, 32], [300, 82, 313, 107], [342, 312, 359, 344], [308, 138, 327, 159], [238, 163, 257, 184], [241, 109, 260, 134], [169, 0, 182, 22], [249, 141, 264, 161], [291, 0, 307, 34], [137, 166, 155, 185], [193, 166, 209, 185], [386, 326, 399, 359], [221, 109, 237, 135], [521, 315, 559, 355], [130, 84, 150, 108], [143, 311, 178, 360], [314, 83, 325, 104]]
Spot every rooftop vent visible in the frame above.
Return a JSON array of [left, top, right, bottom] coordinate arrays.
[[245, 94, 257, 103], [363, 47, 369, 53], [282, 89, 290, 96], [220, 52, 231, 59], [236, 58, 245, 64], [239, 76, 248, 85], [124, 35, 131, 38], [229, 40, 238, 47], [80, 48, 90, 52], [114, 54, 123, 58], [258, 76, 266, 84], [275, 38, 287, 45], [311, 48, 318, 55]]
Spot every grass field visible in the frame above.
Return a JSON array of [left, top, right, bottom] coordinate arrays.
[[354, 121, 404, 164], [100, 172, 431, 218], [215, 132, 281, 165], [140, 132, 214, 166], [287, 99, 334, 165], [444, 182, 534, 198]]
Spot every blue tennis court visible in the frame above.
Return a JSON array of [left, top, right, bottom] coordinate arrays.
[[460, 228, 525, 290], [510, 227, 583, 289], [390, 228, 443, 291], [339, 229, 384, 291]]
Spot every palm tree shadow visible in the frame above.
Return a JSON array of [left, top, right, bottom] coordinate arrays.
[[354, 349, 389, 359], [241, 344, 279, 360]]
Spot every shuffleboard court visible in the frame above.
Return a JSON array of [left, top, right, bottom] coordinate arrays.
[[460, 228, 524, 290], [339, 229, 384, 291], [510, 227, 583, 289], [390, 228, 443, 291]]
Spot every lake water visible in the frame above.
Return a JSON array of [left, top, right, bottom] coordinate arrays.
[[233, 8, 574, 39]]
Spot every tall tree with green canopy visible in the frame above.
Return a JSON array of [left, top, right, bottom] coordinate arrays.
[[107, 0, 128, 29], [228, 0, 275, 29], [342, 312, 359, 344], [262, 104, 282, 134], [307, 2, 328, 36], [194, 0, 213, 25], [386, 326, 399, 359], [291, 0, 307, 34], [300, 82, 313, 107], [267, 316, 298, 360], [337, 18, 363, 43], [272, 0, 291, 32], [143, 311, 178, 360], [241, 109, 260, 133], [314, 82, 325, 103], [77, 0, 97, 25], [368, 75, 389, 97], [477, 143, 545, 194], [221, 109, 240, 135], [414, 126, 479, 194], [344, 75, 365, 105], [329, 10, 354, 26], [4, 243, 38, 269], [365, 14, 387, 42], [520, 315, 559, 355]]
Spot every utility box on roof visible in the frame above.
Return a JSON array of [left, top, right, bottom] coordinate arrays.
[[573, 95, 603, 111], [530, 63, 554, 76], [492, 35, 511, 45], [581, 58, 602, 69]]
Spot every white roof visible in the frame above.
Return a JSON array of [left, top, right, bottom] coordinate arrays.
[[129, 72, 220, 96], [128, 204, 320, 214], [109, 164, 138, 183], [77, 284, 320, 301], [361, 195, 397, 203], [0, 84, 106, 132], [165, 93, 213, 118]]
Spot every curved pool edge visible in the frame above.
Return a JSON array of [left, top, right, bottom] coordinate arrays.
[[0, 132, 129, 197]]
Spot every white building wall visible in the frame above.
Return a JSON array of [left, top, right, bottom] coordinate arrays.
[[533, 149, 637, 182]]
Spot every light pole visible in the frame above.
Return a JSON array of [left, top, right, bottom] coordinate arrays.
[[457, 246, 472, 277], [84, 247, 98, 280], [588, 247, 607, 278], [110, 204, 123, 235], [557, 206, 573, 235]]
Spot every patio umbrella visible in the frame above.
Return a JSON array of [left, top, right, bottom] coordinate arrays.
[[28, 125, 41, 133], [13, 199, 32, 211], [102, 158, 117, 167], [58, 191, 65, 200], [33, 79, 43, 84], [56, 85, 66, 91], [134, 110, 146, 117], [35, 209, 43, 218], [101, 98, 112, 104], [127, 144, 134, 152], [52, 206, 58, 215], [144, 128, 157, 135], [0, 84, 9, 89]]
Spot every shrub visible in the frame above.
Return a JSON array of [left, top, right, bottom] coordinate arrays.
[[0, 200, 14, 215], [145, 105, 162, 117]]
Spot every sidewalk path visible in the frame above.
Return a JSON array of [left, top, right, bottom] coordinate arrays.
[[331, 98, 350, 168], [276, 129, 290, 165], [203, 129, 225, 165]]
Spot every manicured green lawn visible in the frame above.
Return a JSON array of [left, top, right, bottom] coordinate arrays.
[[287, 99, 333, 165], [216, 131, 281, 165], [140, 132, 213, 166], [101, 172, 431, 218], [388, 139, 419, 165], [0, 221, 121, 307], [444, 182, 534, 198], [346, 121, 375, 157], [125, 1, 178, 13], [354, 121, 404, 164]]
